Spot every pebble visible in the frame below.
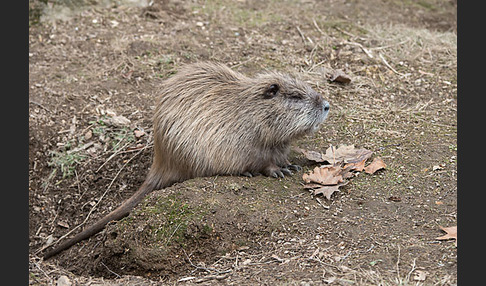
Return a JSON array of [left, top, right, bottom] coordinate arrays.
[[57, 275, 72, 286]]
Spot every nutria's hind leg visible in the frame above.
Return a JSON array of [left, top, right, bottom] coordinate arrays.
[[241, 170, 262, 178], [241, 171, 254, 177]]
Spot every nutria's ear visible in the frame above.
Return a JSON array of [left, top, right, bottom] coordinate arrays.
[[264, 84, 279, 98]]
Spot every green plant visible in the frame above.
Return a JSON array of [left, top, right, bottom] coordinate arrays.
[[48, 144, 86, 178], [111, 127, 135, 152]]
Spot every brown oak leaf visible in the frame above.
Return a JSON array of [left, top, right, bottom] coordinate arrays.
[[312, 182, 349, 200], [364, 157, 386, 174], [301, 149, 324, 162], [303, 165, 353, 200], [436, 225, 457, 246], [303, 166, 343, 185], [324, 145, 373, 165], [344, 158, 367, 172], [301, 145, 373, 165], [300, 145, 385, 201]]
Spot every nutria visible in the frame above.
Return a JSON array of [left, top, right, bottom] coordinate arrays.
[[43, 62, 330, 259]]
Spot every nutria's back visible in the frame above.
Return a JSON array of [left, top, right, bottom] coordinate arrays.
[[149, 62, 330, 187]]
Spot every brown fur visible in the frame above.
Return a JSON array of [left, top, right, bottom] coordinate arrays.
[[43, 62, 330, 259]]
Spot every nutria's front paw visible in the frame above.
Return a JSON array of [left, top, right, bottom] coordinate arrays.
[[286, 164, 302, 172]]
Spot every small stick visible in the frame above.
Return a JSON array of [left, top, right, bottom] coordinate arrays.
[[396, 245, 401, 279], [405, 258, 417, 282], [312, 18, 325, 36], [95, 141, 132, 172], [33, 260, 52, 282], [296, 26, 307, 43], [379, 53, 408, 77], [315, 197, 330, 210], [100, 261, 121, 278], [342, 41, 374, 59], [194, 274, 229, 283], [331, 145, 336, 166]]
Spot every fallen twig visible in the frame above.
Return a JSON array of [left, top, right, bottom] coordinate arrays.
[[379, 53, 409, 77], [100, 261, 121, 279], [312, 18, 325, 36], [95, 141, 132, 172], [296, 26, 307, 43], [315, 197, 330, 210], [194, 274, 229, 283], [342, 41, 374, 59]]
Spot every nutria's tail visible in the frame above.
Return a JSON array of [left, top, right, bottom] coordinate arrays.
[[43, 174, 162, 260]]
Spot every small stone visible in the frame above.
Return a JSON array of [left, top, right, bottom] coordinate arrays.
[[134, 130, 145, 138], [84, 130, 92, 140], [57, 275, 72, 286]]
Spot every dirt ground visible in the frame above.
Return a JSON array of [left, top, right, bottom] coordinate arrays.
[[29, 0, 457, 285]]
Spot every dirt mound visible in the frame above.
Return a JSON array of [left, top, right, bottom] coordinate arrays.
[[53, 174, 308, 279]]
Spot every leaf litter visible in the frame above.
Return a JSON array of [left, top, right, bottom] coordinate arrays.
[[301, 145, 386, 200], [364, 157, 387, 174], [436, 225, 457, 246]]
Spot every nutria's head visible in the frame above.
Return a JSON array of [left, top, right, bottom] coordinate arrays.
[[243, 72, 330, 144]]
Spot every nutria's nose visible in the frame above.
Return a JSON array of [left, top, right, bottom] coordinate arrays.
[[323, 101, 330, 112]]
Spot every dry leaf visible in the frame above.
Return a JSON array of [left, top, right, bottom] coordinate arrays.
[[303, 183, 326, 189], [303, 165, 351, 200], [436, 225, 457, 246], [301, 145, 373, 165], [324, 145, 373, 165], [344, 158, 366, 172], [301, 145, 384, 201], [301, 149, 324, 162], [311, 183, 347, 200], [303, 166, 343, 185], [329, 69, 352, 84], [364, 157, 386, 174]]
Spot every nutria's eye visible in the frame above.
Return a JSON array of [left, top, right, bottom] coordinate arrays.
[[264, 84, 279, 98]]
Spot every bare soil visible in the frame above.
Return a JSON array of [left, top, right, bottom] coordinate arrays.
[[29, 0, 457, 285]]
